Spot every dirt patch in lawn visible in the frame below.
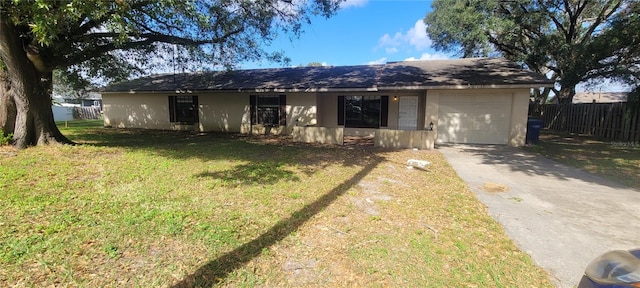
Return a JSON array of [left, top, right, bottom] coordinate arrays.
[[0, 145, 17, 158], [479, 182, 510, 193]]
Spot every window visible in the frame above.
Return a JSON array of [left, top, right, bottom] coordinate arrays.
[[169, 95, 199, 124], [338, 95, 388, 128], [250, 95, 286, 126]]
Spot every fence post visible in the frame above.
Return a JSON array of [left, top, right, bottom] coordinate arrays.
[[538, 102, 637, 142], [72, 106, 102, 120]]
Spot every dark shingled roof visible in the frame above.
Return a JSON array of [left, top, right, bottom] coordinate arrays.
[[101, 58, 552, 93]]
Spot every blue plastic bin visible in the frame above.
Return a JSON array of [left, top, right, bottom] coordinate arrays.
[[526, 118, 543, 145]]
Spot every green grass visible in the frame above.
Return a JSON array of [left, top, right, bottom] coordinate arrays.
[[525, 130, 640, 190], [0, 120, 552, 287]]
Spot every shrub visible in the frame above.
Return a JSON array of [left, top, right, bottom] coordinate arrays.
[[0, 128, 13, 145]]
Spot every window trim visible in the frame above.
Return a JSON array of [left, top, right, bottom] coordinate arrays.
[[338, 95, 388, 128], [250, 95, 286, 126], [169, 95, 199, 125]]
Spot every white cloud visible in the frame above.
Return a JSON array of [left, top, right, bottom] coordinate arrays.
[[378, 32, 403, 48], [406, 20, 431, 51], [385, 47, 398, 54], [377, 19, 432, 53], [290, 61, 330, 67], [367, 57, 387, 65], [404, 53, 449, 61], [340, 0, 368, 8]]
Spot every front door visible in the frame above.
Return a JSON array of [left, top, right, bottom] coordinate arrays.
[[398, 96, 418, 130]]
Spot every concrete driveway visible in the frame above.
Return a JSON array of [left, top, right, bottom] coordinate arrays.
[[438, 145, 640, 288]]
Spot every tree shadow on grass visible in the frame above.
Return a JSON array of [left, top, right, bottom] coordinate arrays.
[[63, 127, 365, 177], [171, 153, 383, 287], [441, 141, 637, 191], [194, 161, 300, 186]]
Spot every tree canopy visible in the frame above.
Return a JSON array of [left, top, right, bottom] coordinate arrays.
[[5, 0, 340, 74], [0, 0, 342, 148], [424, 0, 640, 104]]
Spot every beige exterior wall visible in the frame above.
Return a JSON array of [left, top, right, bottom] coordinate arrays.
[[375, 129, 435, 149], [199, 92, 247, 133], [425, 90, 439, 131], [316, 93, 338, 128], [103, 93, 171, 129], [287, 92, 318, 129], [425, 88, 530, 147], [315, 91, 424, 130], [292, 126, 343, 145], [508, 89, 530, 146], [103, 87, 530, 148], [103, 92, 318, 134]]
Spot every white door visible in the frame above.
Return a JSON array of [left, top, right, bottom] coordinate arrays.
[[398, 96, 418, 130], [437, 93, 512, 144]]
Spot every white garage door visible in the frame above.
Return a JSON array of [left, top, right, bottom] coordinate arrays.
[[437, 93, 512, 144]]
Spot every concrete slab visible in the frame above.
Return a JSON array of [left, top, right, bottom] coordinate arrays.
[[438, 145, 640, 288]]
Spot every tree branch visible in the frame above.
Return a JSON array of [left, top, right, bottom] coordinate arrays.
[[62, 26, 244, 67], [564, 0, 577, 42], [543, 0, 570, 41], [579, 0, 622, 46], [76, 1, 153, 36], [487, 33, 527, 57]]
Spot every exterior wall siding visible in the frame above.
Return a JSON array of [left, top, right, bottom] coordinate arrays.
[[316, 93, 338, 128], [102, 87, 530, 147], [103, 92, 318, 134], [287, 92, 318, 130], [375, 129, 435, 149], [199, 92, 248, 133], [315, 91, 424, 130], [103, 93, 170, 129], [426, 88, 530, 146], [509, 89, 530, 146]]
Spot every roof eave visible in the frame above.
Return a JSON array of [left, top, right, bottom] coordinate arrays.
[[98, 83, 555, 94], [253, 87, 379, 93], [99, 87, 381, 94], [378, 83, 554, 90]]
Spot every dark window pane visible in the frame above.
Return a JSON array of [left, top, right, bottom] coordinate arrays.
[[344, 95, 380, 128], [279, 95, 286, 126], [257, 107, 279, 125], [345, 96, 362, 127], [169, 96, 176, 122], [380, 96, 389, 127], [169, 95, 198, 124], [337, 96, 345, 125], [253, 95, 285, 126], [250, 95, 257, 125], [258, 96, 279, 106]]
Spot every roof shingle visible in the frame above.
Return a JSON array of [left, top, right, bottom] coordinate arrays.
[[102, 58, 552, 93]]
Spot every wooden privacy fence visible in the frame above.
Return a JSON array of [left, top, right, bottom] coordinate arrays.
[[73, 106, 102, 120], [536, 103, 640, 143]]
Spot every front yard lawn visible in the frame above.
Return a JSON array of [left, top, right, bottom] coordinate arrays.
[[525, 130, 640, 190], [0, 120, 551, 287]]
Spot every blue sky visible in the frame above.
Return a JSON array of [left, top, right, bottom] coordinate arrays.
[[243, 0, 628, 92], [244, 0, 449, 69]]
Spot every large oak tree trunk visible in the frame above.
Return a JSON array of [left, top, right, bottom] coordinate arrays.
[[0, 69, 16, 135], [0, 16, 71, 149], [557, 86, 576, 104], [555, 84, 578, 130]]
